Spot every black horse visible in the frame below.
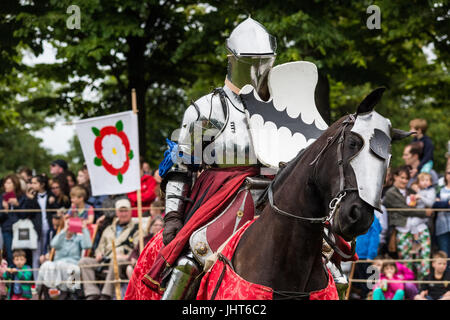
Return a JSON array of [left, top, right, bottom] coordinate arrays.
[[231, 88, 411, 299]]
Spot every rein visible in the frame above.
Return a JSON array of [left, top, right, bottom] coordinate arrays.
[[268, 114, 358, 224], [267, 114, 359, 264]]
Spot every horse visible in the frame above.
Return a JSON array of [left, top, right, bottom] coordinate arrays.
[[223, 87, 412, 299]]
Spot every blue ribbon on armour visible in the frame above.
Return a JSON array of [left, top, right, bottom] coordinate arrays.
[[158, 138, 200, 178]]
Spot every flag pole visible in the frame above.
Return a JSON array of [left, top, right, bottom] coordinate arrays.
[[131, 88, 144, 254], [111, 239, 122, 300]]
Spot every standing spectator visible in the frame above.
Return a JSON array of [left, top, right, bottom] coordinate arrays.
[[23, 174, 58, 279], [50, 159, 68, 178], [142, 162, 152, 175], [402, 142, 439, 188], [2, 249, 32, 300], [77, 166, 92, 199], [37, 218, 92, 300], [432, 167, 450, 257], [18, 167, 32, 184], [407, 173, 436, 253], [66, 186, 94, 225], [63, 171, 77, 190], [79, 199, 139, 300], [0, 174, 27, 265], [409, 118, 434, 173], [50, 175, 71, 209], [153, 169, 162, 201], [414, 251, 450, 300], [383, 166, 433, 278]]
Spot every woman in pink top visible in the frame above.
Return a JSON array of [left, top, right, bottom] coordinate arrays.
[[373, 261, 405, 300]]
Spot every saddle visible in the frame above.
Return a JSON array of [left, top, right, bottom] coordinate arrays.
[[189, 176, 270, 265]]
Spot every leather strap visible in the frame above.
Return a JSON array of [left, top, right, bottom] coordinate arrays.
[[224, 77, 241, 95]]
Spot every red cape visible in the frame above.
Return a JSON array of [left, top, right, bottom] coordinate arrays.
[[126, 166, 260, 296]]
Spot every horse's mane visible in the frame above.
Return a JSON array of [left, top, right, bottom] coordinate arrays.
[[255, 116, 348, 210], [271, 116, 348, 190]]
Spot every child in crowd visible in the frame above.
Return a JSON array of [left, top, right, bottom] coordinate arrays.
[[372, 255, 417, 299], [0, 258, 8, 299], [414, 251, 450, 300], [372, 260, 405, 300], [2, 249, 33, 300], [409, 118, 434, 173], [66, 186, 94, 224], [408, 173, 436, 253]]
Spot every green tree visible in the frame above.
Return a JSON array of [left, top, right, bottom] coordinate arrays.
[[2, 0, 449, 173]]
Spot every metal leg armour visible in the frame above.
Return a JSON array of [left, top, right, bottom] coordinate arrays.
[[326, 261, 348, 300], [161, 251, 202, 300]]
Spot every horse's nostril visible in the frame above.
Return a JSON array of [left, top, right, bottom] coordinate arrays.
[[349, 205, 362, 222]]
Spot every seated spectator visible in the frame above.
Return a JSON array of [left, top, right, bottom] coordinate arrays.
[[150, 200, 164, 218], [126, 215, 164, 279], [353, 211, 382, 299], [372, 255, 417, 299], [91, 194, 128, 253], [414, 251, 450, 300], [409, 118, 434, 173], [37, 218, 92, 300], [0, 258, 8, 299], [40, 215, 65, 264], [372, 260, 405, 300], [2, 249, 32, 300], [66, 185, 94, 225], [79, 199, 139, 300], [432, 168, 450, 257]]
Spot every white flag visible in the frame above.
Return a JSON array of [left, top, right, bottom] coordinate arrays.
[[75, 111, 140, 196]]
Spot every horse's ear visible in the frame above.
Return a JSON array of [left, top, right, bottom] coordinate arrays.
[[357, 87, 386, 114], [391, 128, 414, 142]]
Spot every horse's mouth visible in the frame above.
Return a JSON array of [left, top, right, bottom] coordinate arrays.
[[332, 205, 374, 241]]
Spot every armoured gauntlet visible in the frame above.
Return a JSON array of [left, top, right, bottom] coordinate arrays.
[[162, 210, 184, 246], [162, 170, 192, 246]]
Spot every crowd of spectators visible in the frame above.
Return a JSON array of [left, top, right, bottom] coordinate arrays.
[[351, 119, 450, 300], [1, 117, 449, 301], [0, 159, 164, 300]]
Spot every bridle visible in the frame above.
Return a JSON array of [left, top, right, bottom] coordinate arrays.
[[268, 114, 358, 225], [267, 114, 359, 261]]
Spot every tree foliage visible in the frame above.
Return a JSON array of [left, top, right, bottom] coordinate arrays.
[[0, 0, 448, 175]]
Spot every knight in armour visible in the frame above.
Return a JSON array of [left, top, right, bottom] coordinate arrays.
[[129, 17, 349, 300]]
